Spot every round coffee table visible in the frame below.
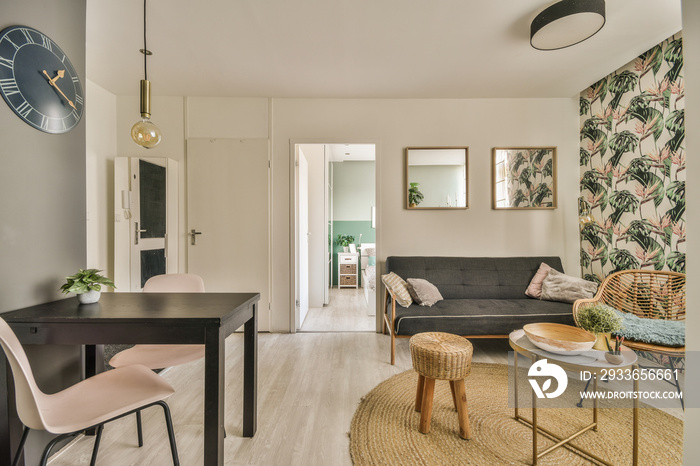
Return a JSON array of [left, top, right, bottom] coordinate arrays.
[[509, 328, 639, 466]]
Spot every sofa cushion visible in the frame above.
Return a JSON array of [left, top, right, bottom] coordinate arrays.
[[385, 256, 564, 300], [392, 298, 574, 336], [381, 272, 413, 307], [541, 269, 597, 303], [406, 278, 443, 307], [525, 262, 552, 299]]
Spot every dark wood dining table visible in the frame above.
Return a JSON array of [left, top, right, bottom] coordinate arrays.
[[0, 291, 259, 466]]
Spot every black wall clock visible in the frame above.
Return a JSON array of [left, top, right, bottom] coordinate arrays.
[[0, 25, 84, 134]]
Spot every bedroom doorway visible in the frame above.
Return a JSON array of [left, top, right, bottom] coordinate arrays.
[[293, 143, 378, 332]]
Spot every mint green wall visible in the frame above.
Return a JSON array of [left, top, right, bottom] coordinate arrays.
[[332, 220, 375, 286], [332, 161, 375, 220]]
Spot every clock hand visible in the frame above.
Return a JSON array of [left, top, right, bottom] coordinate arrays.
[[42, 70, 77, 110], [51, 70, 65, 85]]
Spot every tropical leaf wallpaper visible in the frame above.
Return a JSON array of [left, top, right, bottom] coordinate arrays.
[[579, 34, 685, 283]]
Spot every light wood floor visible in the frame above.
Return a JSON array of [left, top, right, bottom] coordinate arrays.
[[300, 288, 375, 332], [48, 333, 511, 465]]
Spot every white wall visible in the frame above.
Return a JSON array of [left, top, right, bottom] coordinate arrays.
[[271, 98, 580, 331], [682, 0, 700, 461], [86, 80, 117, 277]]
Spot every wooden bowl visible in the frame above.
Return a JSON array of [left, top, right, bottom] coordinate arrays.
[[523, 323, 596, 355]]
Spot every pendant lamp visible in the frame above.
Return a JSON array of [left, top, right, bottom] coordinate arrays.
[[531, 0, 606, 51], [131, 0, 162, 148]]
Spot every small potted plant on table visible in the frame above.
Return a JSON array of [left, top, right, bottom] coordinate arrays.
[[605, 335, 625, 364], [576, 303, 623, 351], [60, 268, 116, 304]]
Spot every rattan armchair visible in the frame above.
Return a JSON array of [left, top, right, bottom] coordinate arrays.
[[573, 269, 686, 355]]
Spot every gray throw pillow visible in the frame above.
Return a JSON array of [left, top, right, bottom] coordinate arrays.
[[406, 278, 443, 307], [540, 269, 597, 304]]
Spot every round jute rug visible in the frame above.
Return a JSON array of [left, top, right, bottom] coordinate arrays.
[[349, 363, 683, 465]]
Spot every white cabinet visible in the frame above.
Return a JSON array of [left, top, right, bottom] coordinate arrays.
[[338, 252, 359, 289]]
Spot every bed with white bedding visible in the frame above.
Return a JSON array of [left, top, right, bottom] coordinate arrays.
[[360, 243, 376, 315]]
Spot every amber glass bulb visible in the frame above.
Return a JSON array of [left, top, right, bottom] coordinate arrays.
[[131, 118, 162, 149]]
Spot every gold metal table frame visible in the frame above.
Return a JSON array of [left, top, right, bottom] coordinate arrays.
[[509, 329, 639, 466]]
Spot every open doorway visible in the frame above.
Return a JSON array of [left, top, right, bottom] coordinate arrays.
[[293, 143, 377, 332]]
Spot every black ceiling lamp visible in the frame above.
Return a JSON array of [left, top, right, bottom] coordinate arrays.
[[531, 0, 606, 51]]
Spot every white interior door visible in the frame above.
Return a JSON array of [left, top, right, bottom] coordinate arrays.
[[187, 138, 270, 330], [114, 157, 178, 291], [298, 151, 310, 327]]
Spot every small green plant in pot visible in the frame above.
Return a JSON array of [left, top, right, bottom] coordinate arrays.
[[576, 304, 623, 350], [60, 268, 116, 304], [335, 234, 355, 252], [408, 182, 424, 207], [604, 335, 625, 364]]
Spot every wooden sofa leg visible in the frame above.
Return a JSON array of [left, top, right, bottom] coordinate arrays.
[[390, 331, 395, 365]]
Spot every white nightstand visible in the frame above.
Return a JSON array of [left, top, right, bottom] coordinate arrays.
[[338, 252, 359, 289]]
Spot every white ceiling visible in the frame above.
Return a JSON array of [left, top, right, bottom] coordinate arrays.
[[86, 0, 682, 99]]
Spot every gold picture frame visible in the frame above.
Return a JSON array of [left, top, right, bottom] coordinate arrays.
[[492, 147, 557, 209]]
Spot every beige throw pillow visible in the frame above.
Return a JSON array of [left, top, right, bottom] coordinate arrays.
[[381, 272, 413, 307], [406, 278, 443, 307], [541, 269, 598, 304], [525, 262, 552, 299]]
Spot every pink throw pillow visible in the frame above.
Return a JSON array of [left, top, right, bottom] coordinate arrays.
[[525, 262, 552, 299]]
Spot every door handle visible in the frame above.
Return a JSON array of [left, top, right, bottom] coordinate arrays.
[[190, 229, 202, 245], [135, 221, 147, 245]]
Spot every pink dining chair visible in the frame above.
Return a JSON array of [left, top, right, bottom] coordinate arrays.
[[0, 318, 179, 466], [108, 273, 206, 447]]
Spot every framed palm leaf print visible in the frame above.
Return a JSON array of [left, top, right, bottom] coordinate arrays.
[[492, 147, 557, 209]]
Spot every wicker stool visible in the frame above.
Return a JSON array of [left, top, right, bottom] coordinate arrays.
[[409, 332, 473, 439]]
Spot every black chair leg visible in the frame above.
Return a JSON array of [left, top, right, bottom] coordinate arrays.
[[40, 433, 77, 466], [11, 426, 30, 466], [90, 424, 104, 466], [157, 401, 180, 466], [136, 410, 144, 447]]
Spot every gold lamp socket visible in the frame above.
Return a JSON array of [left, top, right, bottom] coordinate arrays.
[[140, 79, 152, 119]]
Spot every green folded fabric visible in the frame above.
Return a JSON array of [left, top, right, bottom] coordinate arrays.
[[613, 309, 685, 347]]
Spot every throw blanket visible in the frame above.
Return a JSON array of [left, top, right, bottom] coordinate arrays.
[[365, 266, 376, 291]]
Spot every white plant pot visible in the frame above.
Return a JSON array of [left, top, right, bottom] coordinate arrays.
[[77, 290, 101, 304], [343, 246, 349, 252]]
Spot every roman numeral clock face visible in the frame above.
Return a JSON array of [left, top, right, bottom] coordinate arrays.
[[0, 26, 84, 134]]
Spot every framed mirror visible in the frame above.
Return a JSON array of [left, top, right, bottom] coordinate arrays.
[[492, 147, 557, 209], [405, 147, 468, 209]]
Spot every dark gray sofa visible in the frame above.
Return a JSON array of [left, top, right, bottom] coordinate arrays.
[[383, 256, 575, 364]]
